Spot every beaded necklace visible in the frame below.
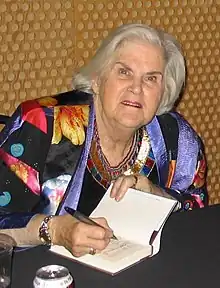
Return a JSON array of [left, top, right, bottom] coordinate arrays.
[[87, 121, 154, 189]]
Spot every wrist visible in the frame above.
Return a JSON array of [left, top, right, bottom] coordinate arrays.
[[48, 214, 78, 246]]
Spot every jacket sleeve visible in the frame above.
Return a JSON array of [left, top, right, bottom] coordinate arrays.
[[157, 112, 208, 211], [0, 100, 53, 228], [165, 133, 208, 211]]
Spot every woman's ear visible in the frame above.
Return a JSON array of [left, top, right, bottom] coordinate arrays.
[[91, 76, 100, 96]]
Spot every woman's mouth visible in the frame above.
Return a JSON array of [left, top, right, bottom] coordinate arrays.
[[121, 100, 142, 108]]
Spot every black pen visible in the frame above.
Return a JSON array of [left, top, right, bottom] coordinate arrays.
[[64, 206, 118, 240]]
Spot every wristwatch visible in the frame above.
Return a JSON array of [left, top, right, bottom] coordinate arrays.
[[39, 215, 54, 246]]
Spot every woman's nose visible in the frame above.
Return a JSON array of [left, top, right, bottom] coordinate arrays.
[[128, 78, 142, 94]]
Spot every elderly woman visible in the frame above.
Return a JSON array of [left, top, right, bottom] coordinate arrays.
[[0, 24, 207, 257]]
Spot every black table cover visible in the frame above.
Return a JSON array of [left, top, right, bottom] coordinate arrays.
[[12, 204, 220, 288]]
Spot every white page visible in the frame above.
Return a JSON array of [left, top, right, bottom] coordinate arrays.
[[90, 185, 177, 246]]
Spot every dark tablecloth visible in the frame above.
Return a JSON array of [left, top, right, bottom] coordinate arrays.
[[12, 204, 220, 288]]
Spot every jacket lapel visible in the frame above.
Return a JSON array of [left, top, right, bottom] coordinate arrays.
[[146, 117, 169, 188]]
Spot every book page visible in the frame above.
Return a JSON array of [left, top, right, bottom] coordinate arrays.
[[90, 185, 177, 247], [100, 237, 152, 262]]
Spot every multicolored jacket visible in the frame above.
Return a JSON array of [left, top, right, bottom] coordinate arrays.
[[0, 90, 207, 229]]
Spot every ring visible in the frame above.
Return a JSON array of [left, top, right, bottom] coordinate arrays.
[[89, 247, 96, 255], [132, 175, 138, 188]]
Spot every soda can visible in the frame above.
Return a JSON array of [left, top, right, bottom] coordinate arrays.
[[33, 265, 74, 288]]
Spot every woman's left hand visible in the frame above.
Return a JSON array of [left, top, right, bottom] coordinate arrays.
[[110, 174, 172, 201]]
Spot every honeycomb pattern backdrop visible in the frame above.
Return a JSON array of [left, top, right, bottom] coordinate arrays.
[[0, 0, 219, 204]]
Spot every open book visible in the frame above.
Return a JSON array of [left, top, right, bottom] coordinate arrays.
[[50, 186, 178, 275]]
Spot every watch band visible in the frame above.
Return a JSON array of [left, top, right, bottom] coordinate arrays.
[[39, 215, 54, 246]]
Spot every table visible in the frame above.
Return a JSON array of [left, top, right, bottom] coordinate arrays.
[[12, 204, 220, 288]]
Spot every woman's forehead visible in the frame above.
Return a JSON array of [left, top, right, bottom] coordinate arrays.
[[114, 41, 165, 69], [116, 40, 163, 57]]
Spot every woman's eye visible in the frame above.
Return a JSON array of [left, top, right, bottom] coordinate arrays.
[[144, 75, 157, 82], [118, 68, 130, 76]]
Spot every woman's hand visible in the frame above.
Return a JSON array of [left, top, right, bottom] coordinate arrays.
[[50, 214, 113, 257], [110, 174, 172, 201]]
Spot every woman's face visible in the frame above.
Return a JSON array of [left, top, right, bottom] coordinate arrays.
[[94, 41, 165, 130]]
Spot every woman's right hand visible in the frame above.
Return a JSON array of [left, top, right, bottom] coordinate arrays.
[[50, 214, 113, 257]]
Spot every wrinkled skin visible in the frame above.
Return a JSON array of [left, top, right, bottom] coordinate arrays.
[[51, 214, 113, 257]]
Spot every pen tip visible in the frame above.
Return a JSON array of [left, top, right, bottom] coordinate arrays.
[[112, 235, 118, 240]]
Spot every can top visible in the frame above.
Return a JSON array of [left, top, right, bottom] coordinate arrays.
[[36, 265, 69, 280]]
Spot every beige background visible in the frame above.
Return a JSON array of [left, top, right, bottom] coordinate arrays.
[[0, 0, 219, 204]]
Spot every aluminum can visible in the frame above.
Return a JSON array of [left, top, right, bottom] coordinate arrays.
[[33, 265, 74, 288]]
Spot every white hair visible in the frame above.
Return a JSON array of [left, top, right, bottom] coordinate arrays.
[[72, 23, 185, 115]]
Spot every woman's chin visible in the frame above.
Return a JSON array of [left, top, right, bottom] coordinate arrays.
[[115, 118, 143, 130]]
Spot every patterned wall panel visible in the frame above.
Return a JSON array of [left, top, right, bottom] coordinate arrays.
[[0, 0, 75, 112], [0, 0, 219, 203]]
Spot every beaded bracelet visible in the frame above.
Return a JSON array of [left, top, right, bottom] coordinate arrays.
[[39, 215, 54, 246]]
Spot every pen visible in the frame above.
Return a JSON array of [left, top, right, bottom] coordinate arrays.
[[64, 206, 118, 240]]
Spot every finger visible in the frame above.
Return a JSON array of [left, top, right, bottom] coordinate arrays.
[[93, 217, 112, 231], [72, 246, 102, 257], [113, 176, 135, 201], [88, 224, 113, 241], [110, 177, 124, 198], [72, 222, 112, 254], [72, 233, 110, 252], [92, 217, 114, 238], [71, 226, 110, 254], [72, 250, 86, 258], [73, 223, 110, 244], [85, 237, 110, 251], [71, 245, 90, 257]]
